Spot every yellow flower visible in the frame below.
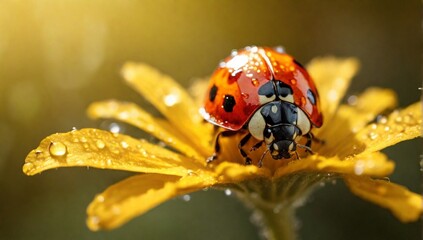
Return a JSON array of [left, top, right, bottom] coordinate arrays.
[[23, 57, 422, 237]]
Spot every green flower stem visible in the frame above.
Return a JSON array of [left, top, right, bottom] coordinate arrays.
[[252, 204, 296, 240], [230, 173, 333, 240]]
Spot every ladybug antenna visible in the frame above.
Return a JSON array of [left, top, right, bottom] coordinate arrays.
[[257, 148, 270, 168]]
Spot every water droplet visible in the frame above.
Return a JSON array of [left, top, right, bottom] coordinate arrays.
[[106, 159, 112, 165], [35, 149, 43, 155], [80, 136, 87, 143], [376, 115, 387, 124], [96, 195, 105, 202], [230, 49, 238, 56], [109, 123, 121, 133], [88, 216, 100, 230], [403, 115, 412, 124], [354, 161, 365, 175], [384, 126, 390, 132], [368, 132, 378, 140], [347, 95, 357, 105], [290, 79, 297, 85], [120, 141, 129, 149], [71, 127, 77, 131], [228, 69, 242, 83], [224, 189, 232, 196], [274, 46, 285, 53], [181, 194, 191, 202], [164, 93, 180, 107], [96, 140, 105, 149], [395, 125, 404, 132], [370, 123, 377, 130], [49, 142, 67, 157], [395, 116, 403, 123], [202, 187, 209, 192], [241, 92, 249, 99], [252, 79, 259, 86]]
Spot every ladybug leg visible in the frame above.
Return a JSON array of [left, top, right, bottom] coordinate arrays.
[[206, 130, 236, 163], [297, 133, 314, 154], [238, 133, 253, 165], [250, 140, 264, 152], [310, 132, 325, 145], [294, 151, 300, 160]]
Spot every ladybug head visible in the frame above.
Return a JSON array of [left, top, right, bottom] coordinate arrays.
[[268, 140, 296, 160]]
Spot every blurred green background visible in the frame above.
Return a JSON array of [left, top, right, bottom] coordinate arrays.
[[0, 1, 421, 239]]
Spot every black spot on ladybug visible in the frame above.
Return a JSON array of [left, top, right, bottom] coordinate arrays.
[[223, 95, 236, 112], [307, 89, 316, 105], [258, 81, 275, 98], [293, 59, 305, 69], [209, 85, 218, 102], [275, 81, 293, 98]]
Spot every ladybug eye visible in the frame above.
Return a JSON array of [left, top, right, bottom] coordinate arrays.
[[209, 85, 218, 102], [222, 95, 236, 112], [258, 81, 275, 98], [276, 81, 293, 98], [307, 89, 316, 105]]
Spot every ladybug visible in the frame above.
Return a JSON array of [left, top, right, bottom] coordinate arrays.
[[200, 46, 323, 167]]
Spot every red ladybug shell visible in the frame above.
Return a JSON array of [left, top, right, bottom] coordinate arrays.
[[201, 46, 323, 131]]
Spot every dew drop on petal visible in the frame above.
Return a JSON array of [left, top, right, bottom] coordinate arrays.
[[96, 194, 105, 202], [106, 159, 112, 166], [376, 115, 388, 124], [368, 132, 378, 140], [87, 216, 100, 231], [109, 123, 121, 133], [354, 160, 365, 175], [164, 93, 180, 107], [347, 95, 357, 105], [120, 141, 129, 149], [96, 140, 105, 149], [394, 116, 403, 123], [49, 142, 67, 157]]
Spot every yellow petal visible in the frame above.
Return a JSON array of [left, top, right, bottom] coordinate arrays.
[[356, 101, 422, 154], [87, 100, 205, 160], [274, 152, 394, 179], [213, 162, 272, 183], [344, 175, 423, 222], [316, 88, 397, 157], [86, 173, 215, 230], [307, 57, 360, 123], [122, 63, 213, 151], [23, 128, 204, 176]]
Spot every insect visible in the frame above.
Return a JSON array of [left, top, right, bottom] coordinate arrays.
[[200, 46, 323, 167]]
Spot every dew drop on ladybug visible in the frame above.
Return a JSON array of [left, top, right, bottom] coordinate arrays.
[[200, 46, 323, 167]]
